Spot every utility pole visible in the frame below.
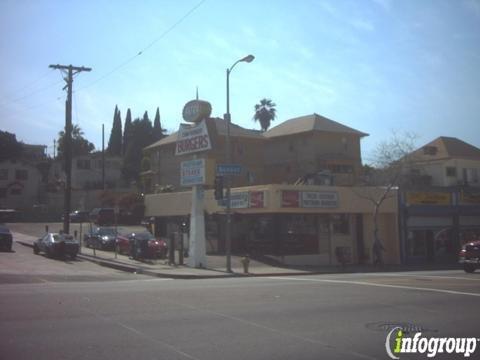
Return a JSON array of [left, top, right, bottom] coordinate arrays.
[[102, 123, 105, 190], [49, 64, 91, 234]]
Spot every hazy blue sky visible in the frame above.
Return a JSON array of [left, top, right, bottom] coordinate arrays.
[[1, 0, 479, 161]]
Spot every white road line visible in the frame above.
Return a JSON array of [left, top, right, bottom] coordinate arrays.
[[366, 273, 480, 281], [266, 277, 480, 297], [178, 304, 377, 360], [81, 306, 200, 360]]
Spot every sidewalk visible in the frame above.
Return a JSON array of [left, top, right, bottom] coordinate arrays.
[[13, 231, 461, 279]]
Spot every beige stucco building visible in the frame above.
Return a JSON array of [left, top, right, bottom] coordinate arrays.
[[143, 113, 401, 265]]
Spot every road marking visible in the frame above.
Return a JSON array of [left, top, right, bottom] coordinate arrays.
[[81, 306, 200, 360], [363, 273, 480, 281], [178, 303, 377, 360], [266, 277, 480, 297]]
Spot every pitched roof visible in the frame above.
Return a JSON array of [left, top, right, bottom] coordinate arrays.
[[412, 136, 480, 161], [144, 118, 262, 150], [263, 113, 368, 138]]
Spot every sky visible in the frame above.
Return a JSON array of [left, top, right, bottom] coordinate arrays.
[[0, 0, 479, 162]]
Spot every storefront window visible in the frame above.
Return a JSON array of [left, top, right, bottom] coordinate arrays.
[[280, 214, 318, 254], [246, 215, 274, 254], [460, 229, 480, 244], [407, 228, 456, 262]]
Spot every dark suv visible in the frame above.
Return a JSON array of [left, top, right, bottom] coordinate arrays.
[[89, 208, 115, 226], [459, 240, 480, 273]]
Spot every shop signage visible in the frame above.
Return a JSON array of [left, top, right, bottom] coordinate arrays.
[[250, 191, 265, 208], [301, 191, 338, 208], [460, 190, 480, 204], [182, 100, 212, 123], [219, 191, 266, 209], [175, 120, 211, 156], [406, 191, 451, 205], [230, 192, 250, 209], [282, 191, 300, 208], [180, 159, 206, 187], [282, 190, 338, 208]]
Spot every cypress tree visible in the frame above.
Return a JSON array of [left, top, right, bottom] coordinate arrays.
[[152, 107, 165, 142], [107, 105, 122, 156], [123, 108, 132, 156]]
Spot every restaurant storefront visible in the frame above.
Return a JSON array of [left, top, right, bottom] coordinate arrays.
[[145, 184, 401, 266]]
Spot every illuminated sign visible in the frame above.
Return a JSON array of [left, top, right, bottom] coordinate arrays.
[[175, 120, 211, 156]]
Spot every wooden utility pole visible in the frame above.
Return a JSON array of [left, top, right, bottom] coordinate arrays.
[[49, 64, 91, 234]]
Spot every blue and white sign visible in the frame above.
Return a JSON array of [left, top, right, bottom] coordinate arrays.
[[180, 159, 206, 187], [216, 164, 242, 176]]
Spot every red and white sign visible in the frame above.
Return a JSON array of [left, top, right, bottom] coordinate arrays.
[[282, 191, 300, 208], [250, 191, 265, 208], [175, 120, 211, 156]]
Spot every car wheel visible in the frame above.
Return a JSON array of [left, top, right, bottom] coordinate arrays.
[[464, 264, 476, 273], [33, 244, 39, 255]]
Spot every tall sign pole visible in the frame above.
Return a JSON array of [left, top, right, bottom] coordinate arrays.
[[177, 100, 212, 268], [49, 64, 91, 234]]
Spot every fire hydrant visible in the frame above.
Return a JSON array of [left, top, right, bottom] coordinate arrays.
[[241, 256, 250, 274]]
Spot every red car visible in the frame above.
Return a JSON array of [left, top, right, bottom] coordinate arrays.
[[459, 240, 480, 273], [116, 232, 168, 259]]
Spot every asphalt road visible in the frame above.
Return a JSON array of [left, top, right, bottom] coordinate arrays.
[[1, 241, 480, 360]]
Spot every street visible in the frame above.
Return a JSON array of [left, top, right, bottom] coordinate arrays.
[[1, 240, 480, 359]]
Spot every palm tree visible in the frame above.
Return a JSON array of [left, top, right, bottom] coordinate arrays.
[[253, 98, 276, 132]]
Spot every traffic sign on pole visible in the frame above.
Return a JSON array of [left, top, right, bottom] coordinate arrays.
[[216, 164, 242, 176]]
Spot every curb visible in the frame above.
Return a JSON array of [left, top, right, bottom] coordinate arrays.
[[15, 240, 462, 280]]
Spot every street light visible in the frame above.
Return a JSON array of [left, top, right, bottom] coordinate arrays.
[[224, 54, 255, 273]]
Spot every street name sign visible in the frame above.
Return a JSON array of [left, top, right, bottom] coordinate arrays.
[[216, 163, 242, 176]]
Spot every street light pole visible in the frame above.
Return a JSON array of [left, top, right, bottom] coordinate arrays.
[[224, 54, 254, 273]]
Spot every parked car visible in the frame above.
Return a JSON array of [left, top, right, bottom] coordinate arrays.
[[116, 231, 168, 259], [459, 240, 480, 273], [89, 208, 115, 226], [84, 227, 117, 250], [61, 210, 90, 223], [0, 224, 13, 252], [33, 233, 79, 259]]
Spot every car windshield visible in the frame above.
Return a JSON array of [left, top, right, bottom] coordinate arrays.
[[53, 234, 74, 242], [133, 232, 155, 241], [98, 228, 116, 236]]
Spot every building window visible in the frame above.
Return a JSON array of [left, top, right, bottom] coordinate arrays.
[[10, 188, 22, 195], [328, 164, 353, 174], [15, 169, 28, 181], [0, 169, 8, 180], [423, 146, 437, 155], [445, 167, 456, 177], [77, 159, 91, 169], [332, 214, 349, 234]]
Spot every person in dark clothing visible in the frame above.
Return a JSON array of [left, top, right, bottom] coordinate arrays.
[[372, 239, 385, 266]]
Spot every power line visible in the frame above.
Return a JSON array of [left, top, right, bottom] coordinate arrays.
[[0, 79, 64, 109], [0, 69, 54, 102], [77, 0, 206, 92]]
